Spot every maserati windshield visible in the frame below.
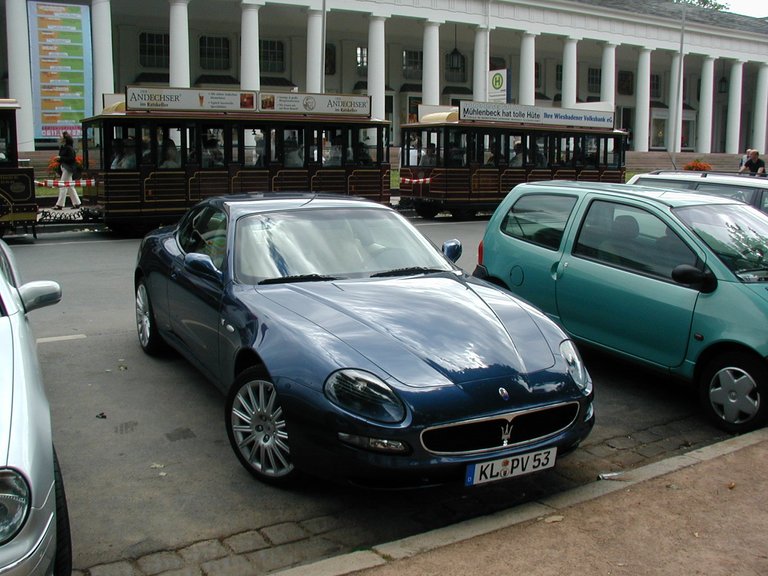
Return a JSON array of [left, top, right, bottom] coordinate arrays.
[[235, 207, 454, 284]]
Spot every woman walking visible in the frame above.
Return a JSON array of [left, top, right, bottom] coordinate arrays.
[[54, 131, 82, 210]]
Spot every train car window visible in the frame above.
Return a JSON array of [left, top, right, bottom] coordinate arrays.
[[159, 126, 183, 169], [228, 126, 239, 165], [354, 127, 377, 165], [109, 125, 138, 170], [0, 117, 12, 166], [479, 132, 503, 166], [283, 128, 305, 167], [526, 135, 548, 168], [202, 128, 225, 168], [244, 127, 267, 167], [82, 124, 99, 170], [323, 127, 345, 166], [445, 128, 466, 168]]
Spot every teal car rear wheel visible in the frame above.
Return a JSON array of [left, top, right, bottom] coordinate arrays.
[[699, 352, 768, 434]]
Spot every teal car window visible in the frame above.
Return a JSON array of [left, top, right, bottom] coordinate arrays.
[[573, 200, 615, 259], [675, 203, 768, 281], [500, 193, 577, 250], [577, 200, 697, 279]]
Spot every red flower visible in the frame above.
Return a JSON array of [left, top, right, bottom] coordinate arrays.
[[683, 160, 712, 172], [48, 154, 84, 177]]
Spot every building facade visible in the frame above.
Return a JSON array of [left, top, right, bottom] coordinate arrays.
[[2, 0, 768, 155]]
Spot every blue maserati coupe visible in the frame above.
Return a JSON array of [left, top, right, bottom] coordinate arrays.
[[134, 194, 594, 488]]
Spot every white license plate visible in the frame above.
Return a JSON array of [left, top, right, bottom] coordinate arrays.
[[465, 447, 557, 486]]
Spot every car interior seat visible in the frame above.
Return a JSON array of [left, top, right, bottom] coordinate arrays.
[[654, 227, 697, 277], [201, 217, 228, 269], [598, 214, 640, 267]]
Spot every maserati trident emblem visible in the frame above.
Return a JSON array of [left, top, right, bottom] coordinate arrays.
[[500, 421, 514, 446], [498, 387, 510, 401]]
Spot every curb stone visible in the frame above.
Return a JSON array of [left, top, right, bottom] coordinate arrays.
[[270, 428, 768, 576]]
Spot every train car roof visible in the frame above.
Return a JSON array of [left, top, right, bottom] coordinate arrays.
[[0, 99, 21, 110], [81, 105, 390, 125]]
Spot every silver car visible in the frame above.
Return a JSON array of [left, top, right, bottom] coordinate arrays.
[[627, 171, 768, 214], [0, 239, 71, 575]]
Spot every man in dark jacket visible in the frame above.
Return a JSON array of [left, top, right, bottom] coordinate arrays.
[[739, 150, 766, 176]]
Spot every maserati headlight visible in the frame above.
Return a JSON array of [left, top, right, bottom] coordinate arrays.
[[324, 369, 406, 423], [560, 340, 592, 394], [0, 469, 30, 545]]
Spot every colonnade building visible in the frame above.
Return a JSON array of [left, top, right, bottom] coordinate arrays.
[[2, 0, 768, 155]]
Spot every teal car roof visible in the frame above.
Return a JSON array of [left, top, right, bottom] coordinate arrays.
[[520, 180, 741, 209]]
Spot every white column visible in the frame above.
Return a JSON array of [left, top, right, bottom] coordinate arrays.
[[667, 51, 683, 152], [633, 47, 651, 152], [562, 37, 579, 108], [519, 32, 537, 106], [697, 56, 715, 154], [6, 0, 35, 150], [600, 42, 617, 107], [169, 0, 191, 88], [91, 0, 115, 115], [240, 0, 262, 91], [473, 26, 489, 102], [726, 60, 744, 154], [755, 64, 768, 154], [422, 21, 441, 106], [367, 16, 386, 120], [306, 9, 323, 93]]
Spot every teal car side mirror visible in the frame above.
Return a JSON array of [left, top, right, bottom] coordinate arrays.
[[672, 264, 717, 293]]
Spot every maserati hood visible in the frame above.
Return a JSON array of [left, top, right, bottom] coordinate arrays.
[[256, 274, 557, 387]]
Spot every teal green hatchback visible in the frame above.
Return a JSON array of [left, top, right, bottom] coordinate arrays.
[[474, 181, 768, 434]]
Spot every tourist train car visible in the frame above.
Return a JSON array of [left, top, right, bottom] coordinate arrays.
[[400, 102, 626, 219], [79, 87, 390, 235], [0, 100, 37, 237]]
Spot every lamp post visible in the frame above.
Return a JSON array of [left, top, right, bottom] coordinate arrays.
[[672, 2, 685, 167], [320, 0, 326, 94], [486, 0, 491, 102], [718, 60, 728, 94], [447, 25, 462, 73]]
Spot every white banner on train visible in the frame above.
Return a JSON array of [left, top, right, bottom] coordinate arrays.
[[125, 87, 371, 117], [257, 93, 371, 117], [126, 86, 257, 111], [459, 101, 614, 129]]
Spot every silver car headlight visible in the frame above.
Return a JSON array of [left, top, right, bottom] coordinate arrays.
[[324, 369, 406, 423], [0, 470, 30, 545], [560, 340, 592, 394]]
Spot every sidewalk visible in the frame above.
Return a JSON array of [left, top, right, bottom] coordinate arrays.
[[275, 428, 768, 576]]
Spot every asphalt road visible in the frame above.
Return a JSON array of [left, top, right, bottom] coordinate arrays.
[[5, 219, 728, 572]]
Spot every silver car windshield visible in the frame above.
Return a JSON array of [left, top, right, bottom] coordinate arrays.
[[674, 203, 768, 282], [234, 207, 454, 283]]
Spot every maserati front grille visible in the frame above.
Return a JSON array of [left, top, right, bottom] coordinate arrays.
[[421, 402, 580, 455]]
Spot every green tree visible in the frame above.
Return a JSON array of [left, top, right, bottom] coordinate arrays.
[[674, 0, 730, 10]]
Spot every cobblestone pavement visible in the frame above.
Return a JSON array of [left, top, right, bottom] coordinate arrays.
[[75, 414, 727, 576], [20, 217, 728, 575]]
